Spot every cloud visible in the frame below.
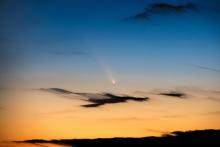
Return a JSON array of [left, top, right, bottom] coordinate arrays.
[[81, 93, 148, 108], [189, 64, 220, 73], [124, 2, 197, 21], [149, 3, 197, 13], [41, 88, 73, 94], [124, 10, 150, 21], [41, 88, 149, 108], [159, 91, 186, 98], [134, 90, 187, 99]]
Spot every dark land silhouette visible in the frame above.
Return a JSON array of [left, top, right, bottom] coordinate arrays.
[[19, 129, 220, 147]]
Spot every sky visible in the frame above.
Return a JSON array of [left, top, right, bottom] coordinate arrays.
[[0, 0, 220, 141]]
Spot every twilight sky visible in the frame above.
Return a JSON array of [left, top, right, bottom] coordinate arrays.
[[0, 0, 220, 141]]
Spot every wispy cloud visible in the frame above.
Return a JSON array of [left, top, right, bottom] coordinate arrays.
[[124, 10, 150, 21], [159, 91, 186, 98], [134, 90, 187, 98], [41, 88, 149, 108], [41, 88, 73, 94], [189, 64, 220, 73], [124, 2, 197, 21], [149, 3, 197, 13]]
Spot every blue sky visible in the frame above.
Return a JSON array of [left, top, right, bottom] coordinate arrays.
[[0, 0, 220, 92]]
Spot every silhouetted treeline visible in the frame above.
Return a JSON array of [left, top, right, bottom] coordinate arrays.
[[22, 129, 220, 147]]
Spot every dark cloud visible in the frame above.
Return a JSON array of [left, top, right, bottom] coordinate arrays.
[[150, 3, 197, 13], [41, 88, 73, 94], [41, 88, 149, 108], [81, 93, 148, 108], [159, 91, 186, 98], [124, 3, 197, 21], [124, 10, 150, 21]]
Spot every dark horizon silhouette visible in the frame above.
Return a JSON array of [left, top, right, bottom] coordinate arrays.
[[17, 129, 220, 147]]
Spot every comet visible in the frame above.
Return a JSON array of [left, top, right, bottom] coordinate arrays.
[[93, 52, 117, 85], [112, 79, 116, 85], [105, 65, 116, 85]]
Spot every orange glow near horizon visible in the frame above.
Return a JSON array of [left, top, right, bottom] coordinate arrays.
[[0, 88, 220, 141]]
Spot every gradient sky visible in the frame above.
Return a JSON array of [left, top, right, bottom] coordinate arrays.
[[0, 0, 220, 141]]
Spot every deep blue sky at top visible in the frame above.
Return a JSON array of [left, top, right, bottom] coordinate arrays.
[[0, 0, 220, 91]]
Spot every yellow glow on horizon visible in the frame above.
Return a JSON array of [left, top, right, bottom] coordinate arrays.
[[0, 89, 220, 141]]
